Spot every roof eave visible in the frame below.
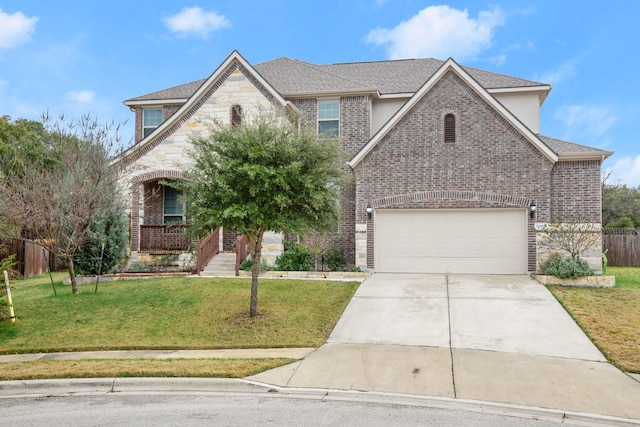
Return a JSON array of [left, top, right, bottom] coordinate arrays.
[[281, 88, 379, 99], [558, 151, 614, 161], [124, 98, 187, 107], [488, 84, 552, 105]]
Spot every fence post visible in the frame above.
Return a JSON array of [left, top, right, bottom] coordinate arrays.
[[3, 270, 16, 323]]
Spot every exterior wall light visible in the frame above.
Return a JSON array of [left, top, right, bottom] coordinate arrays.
[[529, 200, 536, 219], [366, 202, 373, 220]]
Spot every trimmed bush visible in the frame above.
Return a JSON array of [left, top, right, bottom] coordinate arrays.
[[540, 256, 594, 279], [275, 242, 313, 271], [239, 258, 271, 272], [323, 249, 346, 271]]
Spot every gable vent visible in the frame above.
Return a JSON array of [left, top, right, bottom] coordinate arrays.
[[444, 113, 456, 143]]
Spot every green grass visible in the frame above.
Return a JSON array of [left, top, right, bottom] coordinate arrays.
[[0, 358, 295, 381], [0, 274, 359, 354], [548, 266, 640, 373]]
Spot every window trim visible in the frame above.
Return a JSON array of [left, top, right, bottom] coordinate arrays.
[[143, 108, 163, 138], [317, 99, 340, 138]]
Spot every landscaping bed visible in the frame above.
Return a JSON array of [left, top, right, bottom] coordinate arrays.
[[536, 275, 615, 288]]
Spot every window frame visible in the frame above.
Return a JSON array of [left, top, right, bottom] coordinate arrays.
[[317, 99, 340, 138], [163, 185, 185, 224], [143, 108, 163, 138]]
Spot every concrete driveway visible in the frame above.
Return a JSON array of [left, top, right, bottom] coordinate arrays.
[[327, 274, 604, 360], [250, 274, 640, 421]]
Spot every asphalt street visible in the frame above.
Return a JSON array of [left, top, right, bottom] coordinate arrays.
[[0, 393, 580, 427]]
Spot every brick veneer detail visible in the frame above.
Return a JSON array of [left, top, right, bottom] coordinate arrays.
[[354, 71, 555, 271]]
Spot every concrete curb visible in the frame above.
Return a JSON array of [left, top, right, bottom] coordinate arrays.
[[1, 377, 639, 426]]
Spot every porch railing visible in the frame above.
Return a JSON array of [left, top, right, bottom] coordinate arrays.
[[232, 234, 251, 276], [196, 228, 220, 274], [140, 224, 191, 252]]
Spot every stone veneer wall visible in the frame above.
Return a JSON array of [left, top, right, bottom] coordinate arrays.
[[353, 71, 555, 272], [123, 62, 284, 255]]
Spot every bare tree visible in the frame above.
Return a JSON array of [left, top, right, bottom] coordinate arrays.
[[301, 229, 335, 271], [537, 216, 602, 261], [0, 113, 128, 293]]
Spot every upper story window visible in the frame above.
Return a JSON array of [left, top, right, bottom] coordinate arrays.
[[444, 113, 456, 143], [143, 108, 163, 138], [231, 104, 242, 127], [318, 100, 339, 138], [163, 186, 184, 224]]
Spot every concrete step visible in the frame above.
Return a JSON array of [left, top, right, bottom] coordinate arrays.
[[199, 253, 237, 277], [199, 271, 237, 277]]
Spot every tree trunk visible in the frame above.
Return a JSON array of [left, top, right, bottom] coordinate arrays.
[[67, 256, 79, 294], [249, 230, 265, 318]]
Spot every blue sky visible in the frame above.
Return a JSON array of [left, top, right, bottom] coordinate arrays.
[[1, 1, 638, 186]]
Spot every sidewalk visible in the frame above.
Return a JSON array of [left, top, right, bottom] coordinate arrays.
[[0, 348, 315, 363]]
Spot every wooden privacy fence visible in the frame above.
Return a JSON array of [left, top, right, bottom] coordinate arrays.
[[0, 238, 56, 278], [603, 235, 640, 267]]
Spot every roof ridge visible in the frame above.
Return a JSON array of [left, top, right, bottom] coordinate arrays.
[[461, 64, 548, 87], [327, 57, 441, 66]]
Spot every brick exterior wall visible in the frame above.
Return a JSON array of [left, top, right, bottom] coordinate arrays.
[[289, 96, 370, 266], [353, 71, 555, 271], [143, 182, 163, 224], [550, 160, 602, 222], [223, 229, 237, 252]]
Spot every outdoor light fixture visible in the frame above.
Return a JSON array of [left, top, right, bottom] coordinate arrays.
[[366, 202, 373, 220], [529, 200, 536, 219]]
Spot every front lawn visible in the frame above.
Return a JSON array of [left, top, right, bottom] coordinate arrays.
[[548, 266, 640, 373], [0, 273, 358, 380], [0, 274, 359, 353]]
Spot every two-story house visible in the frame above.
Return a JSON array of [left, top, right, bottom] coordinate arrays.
[[114, 50, 612, 274]]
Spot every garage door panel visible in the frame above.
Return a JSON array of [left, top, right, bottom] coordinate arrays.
[[375, 209, 527, 274]]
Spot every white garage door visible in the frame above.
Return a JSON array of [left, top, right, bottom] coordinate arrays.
[[375, 209, 527, 274]]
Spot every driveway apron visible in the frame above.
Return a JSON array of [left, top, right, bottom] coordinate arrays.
[[249, 274, 640, 421]]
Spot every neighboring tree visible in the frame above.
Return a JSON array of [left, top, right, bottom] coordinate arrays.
[[183, 112, 344, 317], [602, 182, 640, 228], [0, 116, 54, 237], [537, 216, 602, 261], [73, 209, 129, 275], [0, 114, 127, 293]]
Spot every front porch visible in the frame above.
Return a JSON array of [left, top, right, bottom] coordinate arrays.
[[139, 224, 191, 252]]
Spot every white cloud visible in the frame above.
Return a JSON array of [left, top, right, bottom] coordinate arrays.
[[365, 5, 505, 60], [488, 54, 507, 66], [605, 156, 640, 188], [163, 7, 230, 39], [65, 90, 95, 104], [554, 105, 618, 143], [535, 59, 577, 85], [0, 8, 38, 49]]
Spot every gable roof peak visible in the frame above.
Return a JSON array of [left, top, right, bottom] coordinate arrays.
[[348, 57, 558, 168]]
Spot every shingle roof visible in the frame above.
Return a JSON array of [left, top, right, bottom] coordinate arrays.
[[125, 56, 548, 102], [538, 135, 613, 158]]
